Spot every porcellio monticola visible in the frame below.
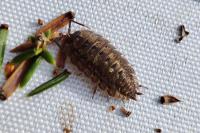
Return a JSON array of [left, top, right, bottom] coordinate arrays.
[[58, 14, 142, 100]]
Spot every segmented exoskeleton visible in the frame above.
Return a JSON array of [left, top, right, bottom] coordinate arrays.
[[58, 30, 141, 100], [56, 13, 142, 100]]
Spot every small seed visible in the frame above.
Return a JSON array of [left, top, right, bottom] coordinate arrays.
[[160, 95, 180, 104], [120, 107, 132, 117], [108, 105, 116, 112], [154, 128, 162, 133], [37, 19, 44, 25]]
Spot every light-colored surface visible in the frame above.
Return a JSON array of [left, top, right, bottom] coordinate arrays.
[[0, 0, 200, 132]]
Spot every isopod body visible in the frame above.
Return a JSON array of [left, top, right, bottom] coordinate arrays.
[[62, 30, 140, 100]]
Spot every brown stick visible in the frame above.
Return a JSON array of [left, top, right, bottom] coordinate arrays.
[[36, 11, 74, 36], [10, 40, 35, 53], [0, 60, 30, 100], [10, 11, 74, 53]]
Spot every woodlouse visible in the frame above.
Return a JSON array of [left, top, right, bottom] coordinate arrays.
[[57, 12, 142, 100]]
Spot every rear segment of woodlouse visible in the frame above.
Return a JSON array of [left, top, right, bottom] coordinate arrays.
[[62, 30, 140, 100]]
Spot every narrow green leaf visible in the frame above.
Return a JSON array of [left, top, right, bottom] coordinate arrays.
[[0, 24, 9, 70], [11, 48, 42, 64], [41, 49, 55, 65], [20, 56, 42, 88], [27, 69, 70, 97]]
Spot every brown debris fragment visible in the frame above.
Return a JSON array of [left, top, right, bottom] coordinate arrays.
[[0, 24, 9, 29], [175, 25, 189, 43], [108, 105, 116, 112], [11, 31, 60, 53], [11, 11, 73, 53], [36, 11, 74, 36], [154, 128, 162, 133], [37, 19, 44, 25], [120, 107, 132, 117], [0, 89, 6, 100], [0, 60, 31, 100], [4, 62, 16, 79], [10, 40, 35, 53], [63, 128, 72, 133], [53, 67, 63, 76], [160, 95, 180, 105]]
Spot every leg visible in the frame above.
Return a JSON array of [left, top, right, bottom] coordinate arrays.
[[92, 86, 97, 99], [138, 84, 148, 89], [54, 35, 71, 75], [68, 21, 72, 34], [67, 19, 89, 34], [54, 40, 62, 49], [71, 20, 89, 29], [92, 80, 100, 99]]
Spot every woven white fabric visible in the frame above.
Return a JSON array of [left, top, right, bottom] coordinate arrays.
[[0, 0, 200, 132]]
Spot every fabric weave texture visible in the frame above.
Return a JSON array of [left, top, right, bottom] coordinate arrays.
[[0, 0, 200, 132]]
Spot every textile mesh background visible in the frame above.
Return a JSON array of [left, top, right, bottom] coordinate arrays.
[[0, 0, 200, 132]]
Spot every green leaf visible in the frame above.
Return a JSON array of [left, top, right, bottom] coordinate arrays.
[[41, 49, 55, 65], [11, 48, 42, 64], [27, 69, 70, 97], [0, 24, 9, 70], [20, 56, 42, 88]]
